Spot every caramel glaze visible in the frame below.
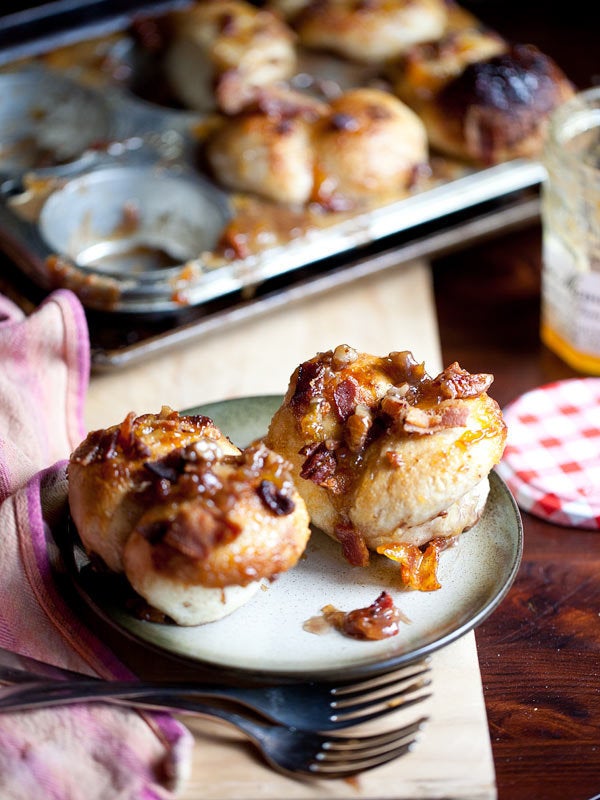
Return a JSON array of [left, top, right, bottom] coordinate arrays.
[[70, 407, 299, 587], [133, 441, 299, 587], [284, 346, 495, 566], [323, 590, 404, 641]]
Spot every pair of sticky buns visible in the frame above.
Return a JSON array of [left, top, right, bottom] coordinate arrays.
[[68, 407, 310, 625], [205, 86, 428, 208], [69, 347, 507, 621]]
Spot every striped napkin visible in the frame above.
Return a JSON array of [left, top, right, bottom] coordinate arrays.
[[0, 290, 192, 799]]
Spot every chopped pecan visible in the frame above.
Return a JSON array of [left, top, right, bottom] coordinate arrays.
[[345, 404, 372, 452], [432, 362, 493, 399], [331, 344, 358, 370]]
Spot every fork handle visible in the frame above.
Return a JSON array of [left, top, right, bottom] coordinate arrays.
[[0, 681, 274, 753], [0, 679, 237, 713]]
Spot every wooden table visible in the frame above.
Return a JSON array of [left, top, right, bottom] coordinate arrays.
[[84, 7, 599, 798], [5, 4, 599, 798], [431, 6, 600, 799], [433, 226, 600, 800]]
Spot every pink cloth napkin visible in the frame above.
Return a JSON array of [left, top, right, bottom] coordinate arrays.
[[0, 290, 192, 799]]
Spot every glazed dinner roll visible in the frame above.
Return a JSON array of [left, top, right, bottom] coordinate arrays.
[[265, 346, 507, 588], [392, 32, 574, 164], [205, 87, 428, 208], [68, 406, 238, 574], [310, 88, 428, 207], [163, 0, 297, 114], [68, 407, 311, 625], [270, 0, 448, 64]]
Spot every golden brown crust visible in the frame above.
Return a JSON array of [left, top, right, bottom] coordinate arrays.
[[311, 88, 428, 208], [68, 406, 238, 573], [124, 441, 310, 588], [164, 0, 297, 113], [68, 407, 311, 625], [206, 87, 427, 208], [393, 36, 575, 164], [282, 0, 449, 64], [264, 345, 507, 576]]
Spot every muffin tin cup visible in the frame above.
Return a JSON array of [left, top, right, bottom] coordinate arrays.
[[36, 164, 231, 311], [0, 67, 117, 179]]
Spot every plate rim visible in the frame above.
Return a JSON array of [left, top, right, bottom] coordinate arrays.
[[59, 394, 523, 682]]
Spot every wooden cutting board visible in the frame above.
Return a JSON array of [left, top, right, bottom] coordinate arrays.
[[86, 258, 498, 800]]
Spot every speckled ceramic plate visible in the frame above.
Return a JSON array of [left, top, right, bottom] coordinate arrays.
[[64, 395, 523, 681]]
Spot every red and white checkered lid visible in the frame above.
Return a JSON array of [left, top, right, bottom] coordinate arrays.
[[496, 378, 600, 529]]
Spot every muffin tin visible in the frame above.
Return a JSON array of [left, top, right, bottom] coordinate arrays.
[[0, 22, 546, 362]]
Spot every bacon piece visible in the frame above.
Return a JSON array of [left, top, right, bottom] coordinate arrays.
[[300, 441, 337, 486], [290, 360, 326, 415], [323, 591, 403, 640], [333, 377, 359, 422], [402, 400, 470, 434], [334, 521, 370, 567]]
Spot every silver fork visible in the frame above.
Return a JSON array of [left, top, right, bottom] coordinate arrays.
[[0, 682, 428, 779], [0, 647, 432, 731]]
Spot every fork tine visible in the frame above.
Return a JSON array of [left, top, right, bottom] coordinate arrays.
[[330, 677, 432, 724], [330, 661, 431, 697], [328, 688, 432, 727], [319, 717, 426, 754], [310, 741, 417, 777], [319, 717, 426, 752], [307, 717, 428, 777]]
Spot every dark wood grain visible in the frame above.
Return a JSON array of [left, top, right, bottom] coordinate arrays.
[[432, 9, 600, 795], [432, 222, 600, 800]]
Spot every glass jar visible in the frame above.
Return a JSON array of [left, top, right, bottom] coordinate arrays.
[[540, 85, 600, 373]]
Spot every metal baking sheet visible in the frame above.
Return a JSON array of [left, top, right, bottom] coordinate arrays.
[[0, 1, 191, 66], [0, 12, 548, 368]]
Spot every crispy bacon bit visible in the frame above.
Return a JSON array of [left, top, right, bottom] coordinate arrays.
[[334, 521, 370, 567], [75, 427, 120, 464], [300, 441, 338, 486], [402, 401, 470, 434], [333, 377, 359, 422], [116, 412, 152, 459], [322, 591, 403, 640], [377, 537, 454, 591], [116, 411, 136, 450], [257, 480, 295, 516], [290, 360, 326, 416], [153, 505, 241, 564]]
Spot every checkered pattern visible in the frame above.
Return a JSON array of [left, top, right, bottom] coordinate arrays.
[[496, 378, 600, 529]]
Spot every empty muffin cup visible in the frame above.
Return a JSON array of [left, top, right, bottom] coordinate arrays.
[[0, 68, 115, 177], [39, 165, 230, 294]]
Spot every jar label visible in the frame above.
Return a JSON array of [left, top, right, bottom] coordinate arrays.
[[542, 235, 600, 365]]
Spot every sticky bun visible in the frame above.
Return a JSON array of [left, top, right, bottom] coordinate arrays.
[[206, 86, 428, 208], [68, 407, 311, 625], [264, 346, 507, 590], [392, 31, 574, 164]]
